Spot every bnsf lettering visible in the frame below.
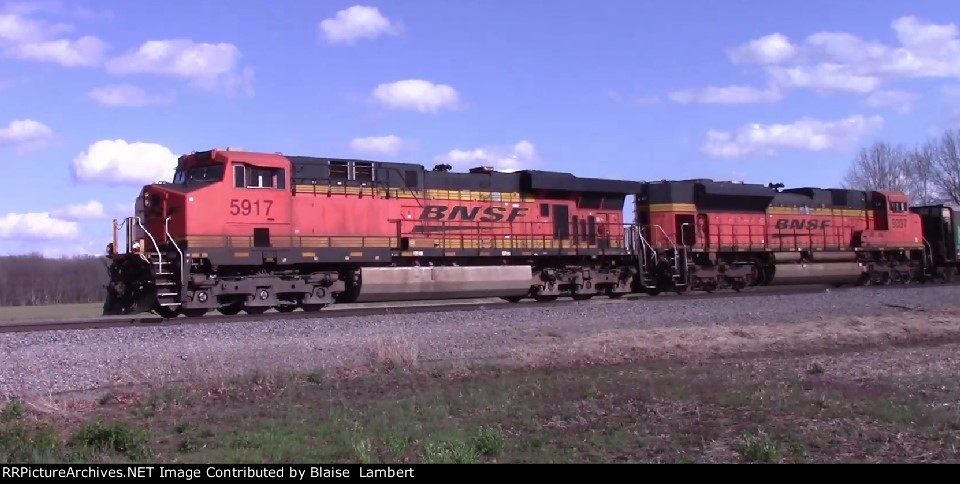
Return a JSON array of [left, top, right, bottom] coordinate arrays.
[[420, 205, 528, 222], [775, 219, 831, 230]]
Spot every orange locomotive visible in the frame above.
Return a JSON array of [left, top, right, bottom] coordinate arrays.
[[104, 148, 638, 316], [104, 148, 958, 316], [634, 180, 931, 293]]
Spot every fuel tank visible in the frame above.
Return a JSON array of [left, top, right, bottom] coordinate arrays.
[[353, 265, 533, 302], [767, 262, 864, 286]]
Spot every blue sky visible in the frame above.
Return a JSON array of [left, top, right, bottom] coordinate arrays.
[[2, 0, 960, 256]]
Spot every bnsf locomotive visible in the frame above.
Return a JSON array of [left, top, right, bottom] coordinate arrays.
[[102, 148, 960, 316]]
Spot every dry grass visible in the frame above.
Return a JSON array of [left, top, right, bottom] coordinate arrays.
[[510, 311, 960, 368], [0, 303, 103, 321], [366, 334, 419, 372]]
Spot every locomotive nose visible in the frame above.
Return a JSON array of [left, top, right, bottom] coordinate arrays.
[[139, 185, 186, 242]]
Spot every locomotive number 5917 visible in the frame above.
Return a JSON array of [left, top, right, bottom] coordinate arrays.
[[230, 199, 273, 216]]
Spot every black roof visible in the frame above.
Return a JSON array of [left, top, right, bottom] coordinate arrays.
[[286, 156, 643, 196]]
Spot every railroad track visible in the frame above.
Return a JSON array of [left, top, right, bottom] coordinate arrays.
[[1, 281, 956, 334]]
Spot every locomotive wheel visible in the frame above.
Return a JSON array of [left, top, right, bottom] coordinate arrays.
[[534, 295, 558, 302], [276, 305, 297, 313], [218, 303, 243, 316], [155, 305, 180, 318], [183, 308, 208, 318], [245, 307, 268, 315], [501, 296, 523, 303], [572, 294, 593, 301], [302, 304, 326, 312]]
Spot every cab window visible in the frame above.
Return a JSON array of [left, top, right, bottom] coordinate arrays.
[[177, 164, 224, 184], [234, 163, 286, 189], [890, 201, 907, 212]]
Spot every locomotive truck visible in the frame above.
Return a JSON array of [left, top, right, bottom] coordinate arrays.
[[102, 147, 960, 316]]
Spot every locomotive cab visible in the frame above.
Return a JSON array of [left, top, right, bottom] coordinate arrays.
[[859, 191, 923, 249], [103, 148, 293, 316]]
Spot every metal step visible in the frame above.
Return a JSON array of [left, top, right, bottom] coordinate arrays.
[[155, 281, 177, 286], [159, 302, 181, 307], [157, 292, 179, 297]]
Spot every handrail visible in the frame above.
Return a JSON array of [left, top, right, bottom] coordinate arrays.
[[166, 217, 185, 285], [646, 224, 681, 276], [921, 236, 934, 267], [136, 216, 162, 269]]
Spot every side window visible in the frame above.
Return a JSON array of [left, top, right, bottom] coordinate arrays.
[[330, 161, 349, 179], [354, 162, 374, 182], [540, 204, 549, 217], [329, 160, 375, 181], [234, 164, 245, 188], [890, 202, 907, 212]]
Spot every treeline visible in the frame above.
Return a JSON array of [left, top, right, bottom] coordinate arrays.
[[0, 255, 109, 306], [844, 127, 960, 206]]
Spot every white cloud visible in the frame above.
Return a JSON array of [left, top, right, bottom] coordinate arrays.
[[766, 64, 882, 94], [349, 135, 408, 156], [8, 35, 106, 66], [728, 33, 798, 64], [668, 84, 781, 104], [370, 79, 460, 113], [0, 11, 70, 44], [0, 118, 53, 152], [105, 39, 253, 96], [71, 139, 179, 185], [0, 10, 106, 67], [684, 16, 960, 104], [0, 212, 78, 240], [435, 140, 538, 172], [87, 84, 174, 107], [701, 114, 884, 159], [864, 90, 919, 114], [635, 95, 660, 105], [319, 5, 399, 45], [52, 200, 106, 220]]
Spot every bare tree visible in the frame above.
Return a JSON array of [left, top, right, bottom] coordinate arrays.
[[843, 141, 909, 193], [904, 140, 940, 205], [0, 255, 109, 306], [935, 129, 960, 205]]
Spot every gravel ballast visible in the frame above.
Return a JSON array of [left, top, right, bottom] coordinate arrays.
[[2, 285, 960, 398]]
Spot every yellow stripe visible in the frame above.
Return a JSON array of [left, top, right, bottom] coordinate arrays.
[[646, 203, 697, 212]]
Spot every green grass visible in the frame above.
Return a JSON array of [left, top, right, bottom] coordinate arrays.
[[3, 357, 959, 464]]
